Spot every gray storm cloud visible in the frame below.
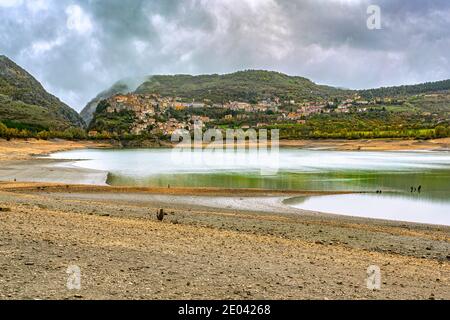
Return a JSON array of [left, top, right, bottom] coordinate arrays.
[[1, 0, 449, 111]]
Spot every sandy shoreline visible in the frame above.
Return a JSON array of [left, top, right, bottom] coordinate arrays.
[[1, 137, 450, 162], [0, 159, 109, 185], [0, 138, 449, 300], [0, 139, 111, 185], [0, 182, 449, 300], [0, 139, 110, 161]]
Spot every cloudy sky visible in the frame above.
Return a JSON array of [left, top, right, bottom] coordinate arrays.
[[1, 0, 449, 111]]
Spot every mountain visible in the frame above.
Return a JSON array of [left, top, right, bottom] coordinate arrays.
[[135, 70, 348, 102], [81, 70, 349, 124], [83, 70, 450, 134], [80, 81, 131, 126], [0, 55, 84, 131], [80, 76, 147, 126]]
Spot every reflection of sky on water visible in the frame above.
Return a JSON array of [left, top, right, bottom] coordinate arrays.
[[48, 148, 450, 225], [285, 193, 450, 226], [49, 148, 450, 201], [50, 149, 450, 175]]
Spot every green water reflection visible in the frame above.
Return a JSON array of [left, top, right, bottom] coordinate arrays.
[[108, 169, 450, 202]]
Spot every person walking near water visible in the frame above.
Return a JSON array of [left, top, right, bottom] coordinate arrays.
[[418, 185, 422, 193]]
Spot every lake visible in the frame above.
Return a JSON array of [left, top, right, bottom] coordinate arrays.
[[49, 148, 450, 225], [284, 194, 450, 226]]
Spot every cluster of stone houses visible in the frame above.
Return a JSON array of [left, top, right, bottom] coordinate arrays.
[[270, 103, 328, 123], [103, 94, 223, 135], [103, 94, 187, 135], [106, 94, 157, 114], [277, 95, 388, 121], [101, 93, 286, 135], [222, 100, 280, 113], [95, 92, 391, 136]]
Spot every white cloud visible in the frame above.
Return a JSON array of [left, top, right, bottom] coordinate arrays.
[[1, 0, 449, 111], [26, 0, 49, 13], [0, 0, 23, 7], [66, 4, 93, 34], [30, 36, 65, 55]]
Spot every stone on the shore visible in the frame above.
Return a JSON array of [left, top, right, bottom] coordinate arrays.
[[157, 209, 165, 221]]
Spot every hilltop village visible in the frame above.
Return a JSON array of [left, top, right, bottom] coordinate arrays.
[[89, 93, 405, 137]]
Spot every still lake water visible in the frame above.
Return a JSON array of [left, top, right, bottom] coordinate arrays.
[[49, 148, 450, 225]]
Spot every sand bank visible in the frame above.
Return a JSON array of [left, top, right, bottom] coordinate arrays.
[[0, 159, 108, 185]]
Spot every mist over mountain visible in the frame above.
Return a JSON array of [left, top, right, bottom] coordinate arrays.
[[80, 77, 148, 125]]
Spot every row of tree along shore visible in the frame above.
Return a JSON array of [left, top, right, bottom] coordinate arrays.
[[1, 121, 450, 142]]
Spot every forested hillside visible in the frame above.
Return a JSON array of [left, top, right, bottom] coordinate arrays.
[[135, 70, 349, 103], [0, 55, 84, 131]]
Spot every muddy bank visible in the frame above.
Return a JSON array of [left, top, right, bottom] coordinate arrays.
[[0, 139, 449, 300], [0, 185, 448, 300]]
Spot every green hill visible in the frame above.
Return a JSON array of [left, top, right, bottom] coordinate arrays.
[[359, 79, 450, 98], [83, 70, 450, 140], [135, 70, 348, 103], [81, 70, 350, 127], [0, 55, 84, 131]]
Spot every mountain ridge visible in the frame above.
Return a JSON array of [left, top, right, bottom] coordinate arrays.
[[0, 55, 85, 131], [134, 70, 347, 102], [81, 70, 450, 126], [81, 70, 350, 126]]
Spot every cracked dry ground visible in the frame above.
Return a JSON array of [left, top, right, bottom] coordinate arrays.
[[0, 189, 449, 300]]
